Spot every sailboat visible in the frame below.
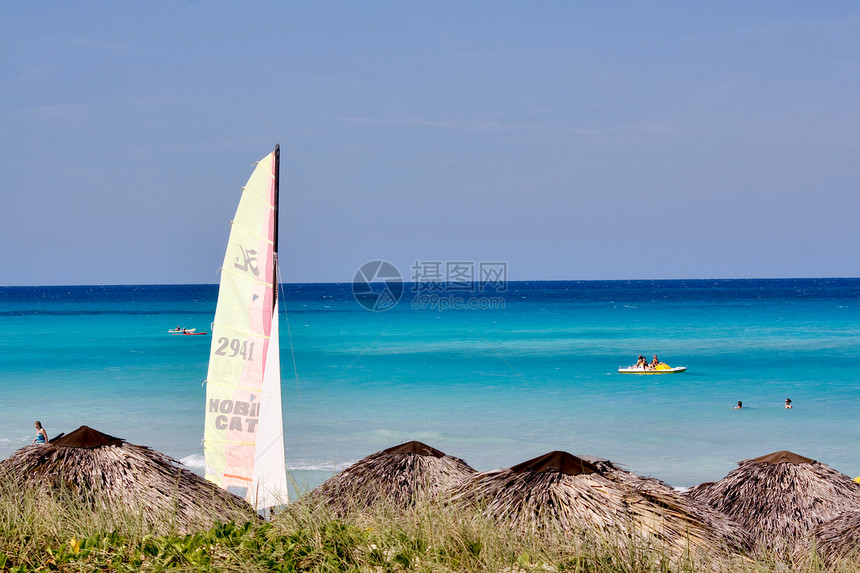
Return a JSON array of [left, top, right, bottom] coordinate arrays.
[[203, 146, 289, 510]]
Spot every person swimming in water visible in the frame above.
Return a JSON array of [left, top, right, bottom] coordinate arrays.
[[32, 421, 48, 445], [785, 398, 792, 409], [733, 401, 742, 409]]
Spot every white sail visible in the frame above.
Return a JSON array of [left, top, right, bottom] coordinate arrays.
[[252, 307, 289, 508], [203, 148, 288, 509]]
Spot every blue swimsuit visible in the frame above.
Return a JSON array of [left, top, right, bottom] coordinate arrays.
[[34, 431, 46, 444]]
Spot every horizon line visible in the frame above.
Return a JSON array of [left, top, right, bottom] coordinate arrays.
[[2, 276, 859, 289]]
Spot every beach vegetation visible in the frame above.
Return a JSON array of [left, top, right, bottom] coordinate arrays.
[[2, 481, 860, 573]]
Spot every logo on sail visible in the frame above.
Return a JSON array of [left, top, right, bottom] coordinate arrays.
[[234, 245, 260, 276], [208, 398, 259, 433]]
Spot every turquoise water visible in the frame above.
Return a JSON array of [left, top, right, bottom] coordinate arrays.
[[2, 280, 859, 493]]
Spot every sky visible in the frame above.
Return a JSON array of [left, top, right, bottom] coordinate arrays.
[[2, 1, 859, 285]]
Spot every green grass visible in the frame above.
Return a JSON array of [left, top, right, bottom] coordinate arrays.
[[1, 484, 858, 573]]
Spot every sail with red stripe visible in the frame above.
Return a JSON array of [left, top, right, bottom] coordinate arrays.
[[204, 148, 288, 509]]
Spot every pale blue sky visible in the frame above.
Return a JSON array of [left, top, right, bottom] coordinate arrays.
[[2, 1, 859, 285]]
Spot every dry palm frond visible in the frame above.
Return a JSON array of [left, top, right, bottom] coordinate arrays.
[[307, 441, 475, 514], [810, 509, 860, 563], [686, 450, 860, 554], [448, 451, 751, 563], [0, 426, 255, 533], [590, 458, 752, 550]]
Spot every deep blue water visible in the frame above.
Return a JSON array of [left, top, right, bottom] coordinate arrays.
[[2, 279, 859, 492]]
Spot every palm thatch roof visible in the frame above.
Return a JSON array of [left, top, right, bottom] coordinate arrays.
[[447, 451, 752, 561], [0, 425, 256, 533], [810, 509, 860, 563], [307, 441, 475, 514], [686, 450, 860, 553]]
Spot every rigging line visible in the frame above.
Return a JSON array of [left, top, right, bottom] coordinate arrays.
[[471, 113, 603, 247], [467, 323, 599, 457], [276, 260, 301, 396], [268, 258, 308, 465], [256, 111, 391, 247]]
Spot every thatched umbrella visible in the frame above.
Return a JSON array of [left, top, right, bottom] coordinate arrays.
[[686, 450, 860, 554], [447, 451, 752, 561], [308, 441, 475, 514], [810, 509, 860, 563], [0, 425, 255, 533]]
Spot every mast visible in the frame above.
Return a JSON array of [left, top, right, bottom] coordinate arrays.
[[273, 144, 280, 311], [204, 147, 288, 508]]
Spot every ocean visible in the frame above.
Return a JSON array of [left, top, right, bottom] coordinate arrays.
[[2, 279, 859, 496]]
